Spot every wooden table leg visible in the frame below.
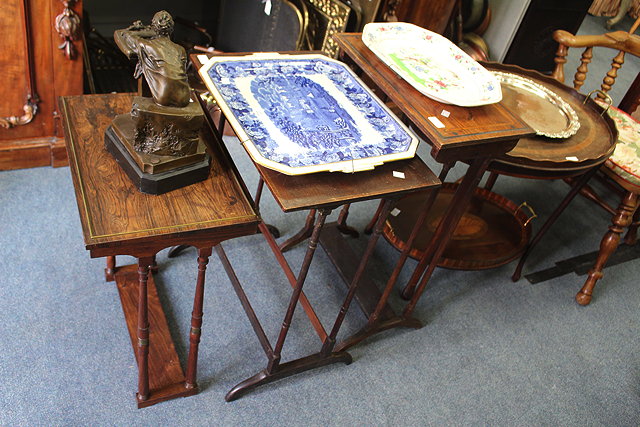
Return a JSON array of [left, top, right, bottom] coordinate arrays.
[[402, 157, 491, 314], [279, 209, 316, 252], [185, 247, 212, 390], [336, 204, 359, 238], [323, 198, 398, 354], [105, 256, 117, 282], [226, 209, 352, 401], [270, 208, 330, 372], [364, 200, 385, 235], [335, 163, 452, 351], [511, 165, 600, 282], [136, 256, 153, 404]]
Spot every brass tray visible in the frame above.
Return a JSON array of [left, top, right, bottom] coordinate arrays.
[[493, 71, 580, 139]]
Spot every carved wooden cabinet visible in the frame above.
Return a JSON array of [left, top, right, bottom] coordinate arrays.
[[0, 0, 83, 170]]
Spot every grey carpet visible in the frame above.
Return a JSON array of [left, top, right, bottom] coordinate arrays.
[[0, 13, 639, 427]]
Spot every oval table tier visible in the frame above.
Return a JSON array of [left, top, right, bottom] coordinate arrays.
[[383, 183, 533, 270]]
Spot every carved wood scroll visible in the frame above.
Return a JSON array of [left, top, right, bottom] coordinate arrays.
[[1, 0, 39, 129], [55, 0, 80, 60]]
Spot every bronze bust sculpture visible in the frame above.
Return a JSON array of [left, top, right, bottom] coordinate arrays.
[[114, 11, 191, 108], [105, 11, 210, 194]]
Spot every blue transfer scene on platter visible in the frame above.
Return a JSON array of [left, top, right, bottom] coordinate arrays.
[[206, 57, 415, 169]]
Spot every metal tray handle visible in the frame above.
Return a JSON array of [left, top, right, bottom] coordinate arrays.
[[516, 201, 537, 228]]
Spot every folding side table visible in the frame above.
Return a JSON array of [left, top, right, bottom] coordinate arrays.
[[190, 54, 441, 401], [60, 93, 259, 407], [332, 33, 535, 350]]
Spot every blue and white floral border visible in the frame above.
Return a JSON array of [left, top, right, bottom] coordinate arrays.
[[198, 53, 419, 175]]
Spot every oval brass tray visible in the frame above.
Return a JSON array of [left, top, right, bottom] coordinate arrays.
[[493, 71, 580, 139], [383, 183, 533, 270]]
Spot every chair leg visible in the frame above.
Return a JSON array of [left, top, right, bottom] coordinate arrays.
[[623, 207, 640, 245], [577, 191, 639, 305]]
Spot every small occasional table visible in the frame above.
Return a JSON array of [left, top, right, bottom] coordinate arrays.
[[333, 33, 535, 350], [190, 53, 441, 401], [480, 63, 618, 282], [59, 93, 260, 407]]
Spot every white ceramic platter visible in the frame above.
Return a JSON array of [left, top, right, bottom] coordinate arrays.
[[198, 53, 419, 175], [362, 22, 502, 107]]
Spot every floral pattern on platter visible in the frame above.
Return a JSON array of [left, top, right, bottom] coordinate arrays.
[[362, 22, 502, 107], [203, 55, 417, 174]]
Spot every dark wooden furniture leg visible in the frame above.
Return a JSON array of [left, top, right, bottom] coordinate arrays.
[[336, 164, 451, 351], [136, 256, 153, 404], [322, 198, 399, 354], [512, 165, 600, 282], [185, 247, 212, 389], [401, 157, 491, 305], [225, 209, 352, 401], [336, 203, 359, 238], [364, 200, 385, 234], [279, 209, 316, 252], [105, 256, 117, 281], [624, 207, 639, 245], [577, 191, 639, 305], [254, 177, 281, 238], [336, 192, 439, 351], [484, 171, 499, 191]]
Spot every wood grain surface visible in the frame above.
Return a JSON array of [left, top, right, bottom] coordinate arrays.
[[0, 0, 83, 169], [333, 33, 534, 158], [60, 93, 258, 258]]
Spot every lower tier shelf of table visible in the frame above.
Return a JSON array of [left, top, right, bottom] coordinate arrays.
[[383, 183, 534, 270], [113, 264, 197, 408]]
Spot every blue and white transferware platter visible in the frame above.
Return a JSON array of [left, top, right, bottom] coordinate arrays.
[[198, 53, 419, 175]]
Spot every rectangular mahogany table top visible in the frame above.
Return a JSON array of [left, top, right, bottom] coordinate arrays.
[[192, 53, 441, 212], [333, 33, 535, 157], [60, 93, 259, 258]]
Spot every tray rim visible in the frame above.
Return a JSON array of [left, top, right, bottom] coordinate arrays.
[[198, 52, 420, 175], [483, 62, 618, 166], [493, 71, 580, 139]]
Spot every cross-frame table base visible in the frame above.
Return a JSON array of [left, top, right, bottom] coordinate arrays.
[[225, 351, 353, 402]]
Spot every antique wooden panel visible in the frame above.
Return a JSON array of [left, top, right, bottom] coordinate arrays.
[[0, 0, 83, 170]]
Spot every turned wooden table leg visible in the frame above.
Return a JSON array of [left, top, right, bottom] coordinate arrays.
[[136, 256, 154, 403], [364, 200, 385, 235], [484, 171, 499, 191], [185, 247, 213, 389], [370, 189, 439, 324], [577, 192, 639, 305], [402, 157, 490, 311], [322, 199, 397, 355], [268, 209, 330, 373], [105, 256, 117, 281]]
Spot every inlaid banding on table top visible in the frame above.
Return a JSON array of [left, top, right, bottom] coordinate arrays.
[[333, 34, 533, 145], [60, 95, 258, 243]]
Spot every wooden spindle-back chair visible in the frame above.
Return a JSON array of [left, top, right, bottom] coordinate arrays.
[[550, 17, 640, 304]]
